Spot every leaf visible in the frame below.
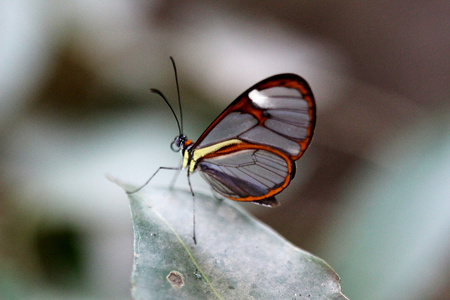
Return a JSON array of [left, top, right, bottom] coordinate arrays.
[[110, 177, 347, 300]]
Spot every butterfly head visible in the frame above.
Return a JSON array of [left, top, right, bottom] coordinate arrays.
[[170, 134, 192, 152]]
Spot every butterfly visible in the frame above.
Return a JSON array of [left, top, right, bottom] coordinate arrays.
[[129, 58, 316, 243]]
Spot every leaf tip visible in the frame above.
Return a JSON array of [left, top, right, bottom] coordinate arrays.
[[105, 173, 136, 193]]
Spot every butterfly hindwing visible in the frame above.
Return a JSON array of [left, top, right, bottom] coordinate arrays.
[[197, 144, 294, 204]]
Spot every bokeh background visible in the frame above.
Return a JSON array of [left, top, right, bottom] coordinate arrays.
[[1, 1, 449, 299]]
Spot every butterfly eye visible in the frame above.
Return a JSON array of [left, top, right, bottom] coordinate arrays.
[[170, 137, 182, 152]]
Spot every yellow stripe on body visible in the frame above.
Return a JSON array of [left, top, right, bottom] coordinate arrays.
[[183, 139, 242, 173]]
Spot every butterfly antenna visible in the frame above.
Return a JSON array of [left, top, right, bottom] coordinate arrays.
[[170, 57, 183, 134], [150, 88, 182, 137]]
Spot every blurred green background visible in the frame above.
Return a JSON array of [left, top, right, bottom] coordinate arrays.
[[1, 1, 449, 299]]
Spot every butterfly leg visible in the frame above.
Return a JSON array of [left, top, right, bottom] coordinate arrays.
[[127, 166, 181, 194], [187, 172, 197, 245]]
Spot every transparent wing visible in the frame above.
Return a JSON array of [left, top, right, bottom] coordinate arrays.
[[193, 74, 315, 161], [197, 145, 294, 204]]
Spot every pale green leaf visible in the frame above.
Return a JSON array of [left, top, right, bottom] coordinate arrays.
[[111, 177, 347, 300]]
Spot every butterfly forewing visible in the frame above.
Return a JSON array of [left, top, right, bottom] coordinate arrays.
[[194, 74, 315, 160]]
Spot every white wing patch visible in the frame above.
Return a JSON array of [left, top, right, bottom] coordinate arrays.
[[249, 88, 308, 110]]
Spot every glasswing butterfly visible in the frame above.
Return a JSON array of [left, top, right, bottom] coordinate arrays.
[[129, 58, 316, 243]]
